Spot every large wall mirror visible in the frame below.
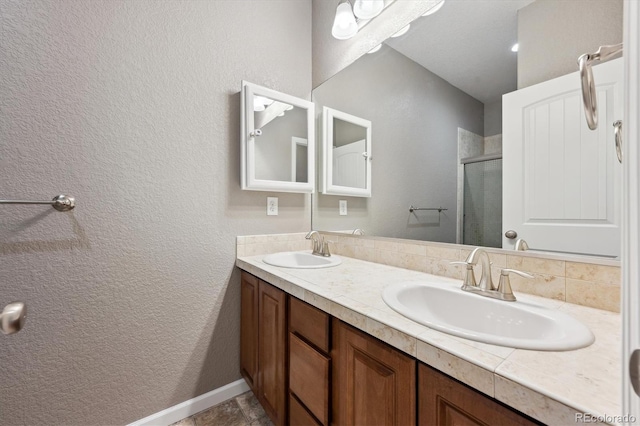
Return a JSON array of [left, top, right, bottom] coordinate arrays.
[[312, 0, 623, 258], [241, 81, 315, 193]]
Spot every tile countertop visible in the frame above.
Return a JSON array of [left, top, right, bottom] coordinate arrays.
[[236, 253, 621, 426]]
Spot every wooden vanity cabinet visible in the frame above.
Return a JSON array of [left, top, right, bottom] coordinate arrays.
[[332, 319, 416, 426], [240, 272, 287, 426], [419, 363, 539, 426], [288, 297, 331, 425], [241, 271, 541, 426]]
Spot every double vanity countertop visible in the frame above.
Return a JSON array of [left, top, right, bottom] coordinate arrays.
[[236, 252, 621, 426]]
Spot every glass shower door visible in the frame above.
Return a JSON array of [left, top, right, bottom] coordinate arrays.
[[463, 158, 502, 248]]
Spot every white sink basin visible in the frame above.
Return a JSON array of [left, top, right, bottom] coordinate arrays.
[[263, 251, 342, 269], [382, 280, 594, 351]]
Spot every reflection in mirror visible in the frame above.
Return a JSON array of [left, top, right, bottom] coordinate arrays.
[[254, 97, 308, 183], [333, 118, 367, 189], [241, 81, 315, 193], [321, 106, 372, 197], [311, 0, 623, 258]]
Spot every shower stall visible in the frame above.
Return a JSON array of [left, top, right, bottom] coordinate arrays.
[[461, 154, 502, 248]]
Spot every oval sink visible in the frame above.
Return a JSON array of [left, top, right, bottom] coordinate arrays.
[[263, 251, 342, 269], [382, 280, 594, 351]]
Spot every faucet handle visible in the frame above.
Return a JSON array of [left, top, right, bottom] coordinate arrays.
[[450, 261, 477, 289], [497, 269, 534, 301], [321, 240, 333, 257]]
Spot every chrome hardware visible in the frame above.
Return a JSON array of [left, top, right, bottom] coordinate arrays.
[[352, 229, 365, 235], [505, 230, 518, 239], [452, 249, 528, 302], [321, 240, 332, 257], [0, 302, 27, 335], [614, 120, 623, 163], [631, 349, 640, 397], [465, 248, 494, 291], [450, 261, 477, 289], [578, 43, 623, 130], [409, 205, 448, 213], [0, 194, 75, 212], [514, 238, 529, 251], [496, 269, 534, 302], [306, 231, 322, 255], [305, 231, 333, 257], [249, 129, 262, 138]]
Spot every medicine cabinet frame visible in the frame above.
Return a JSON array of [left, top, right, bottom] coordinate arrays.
[[241, 81, 315, 193], [321, 106, 372, 197]]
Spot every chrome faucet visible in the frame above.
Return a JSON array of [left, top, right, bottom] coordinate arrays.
[[450, 247, 533, 302], [465, 247, 494, 291], [305, 231, 332, 257]]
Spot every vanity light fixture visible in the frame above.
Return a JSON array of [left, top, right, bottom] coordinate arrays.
[[353, 0, 384, 20], [422, 0, 445, 16], [367, 44, 382, 54], [511, 43, 519, 52], [253, 95, 274, 112], [391, 24, 410, 38], [332, 0, 358, 40]]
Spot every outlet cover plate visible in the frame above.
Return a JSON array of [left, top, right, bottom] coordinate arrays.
[[267, 197, 278, 216], [339, 200, 347, 216]]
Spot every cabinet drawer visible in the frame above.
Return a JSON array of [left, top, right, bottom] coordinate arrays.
[[289, 333, 330, 425], [289, 393, 322, 426], [289, 297, 330, 353]]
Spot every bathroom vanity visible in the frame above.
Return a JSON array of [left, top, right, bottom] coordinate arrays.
[[240, 271, 538, 426], [236, 236, 620, 426]]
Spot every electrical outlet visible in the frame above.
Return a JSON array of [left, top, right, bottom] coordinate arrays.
[[339, 200, 347, 216], [267, 197, 278, 216]]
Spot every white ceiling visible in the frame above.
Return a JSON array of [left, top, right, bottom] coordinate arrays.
[[385, 0, 534, 104]]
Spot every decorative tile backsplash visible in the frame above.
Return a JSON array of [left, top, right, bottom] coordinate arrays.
[[236, 232, 620, 313]]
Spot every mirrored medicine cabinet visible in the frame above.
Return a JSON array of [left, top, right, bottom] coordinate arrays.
[[320, 107, 372, 197], [241, 81, 315, 193]]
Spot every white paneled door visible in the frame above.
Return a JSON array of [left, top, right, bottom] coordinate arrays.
[[503, 58, 623, 257]]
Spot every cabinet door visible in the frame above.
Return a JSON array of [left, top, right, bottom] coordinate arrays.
[[240, 272, 258, 391], [332, 319, 415, 426], [257, 280, 287, 426], [419, 363, 538, 426]]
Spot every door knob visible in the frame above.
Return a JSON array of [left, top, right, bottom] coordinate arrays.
[[0, 302, 27, 335], [505, 230, 518, 239]]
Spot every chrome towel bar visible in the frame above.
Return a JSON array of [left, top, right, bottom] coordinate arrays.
[[409, 205, 447, 213], [0, 194, 75, 212]]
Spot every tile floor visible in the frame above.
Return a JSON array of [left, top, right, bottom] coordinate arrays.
[[170, 391, 273, 426]]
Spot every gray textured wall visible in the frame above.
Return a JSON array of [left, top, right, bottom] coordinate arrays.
[[484, 99, 503, 137], [313, 46, 484, 242], [517, 0, 623, 88], [0, 1, 311, 424]]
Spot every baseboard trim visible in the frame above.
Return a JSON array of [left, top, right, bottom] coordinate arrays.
[[128, 378, 250, 426]]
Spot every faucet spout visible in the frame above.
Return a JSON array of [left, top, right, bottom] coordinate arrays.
[[465, 248, 494, 291], [305, 231, 323, 256]]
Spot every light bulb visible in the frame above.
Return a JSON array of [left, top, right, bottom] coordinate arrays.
[[391, 24, 410, 38], [511, 43, 519, 52], [353, 0, 384, 20], [253, 101, 265, 112], [422, 0, 445, 16], [367, 44, 382, 54], [332, 1, 358, 40]]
